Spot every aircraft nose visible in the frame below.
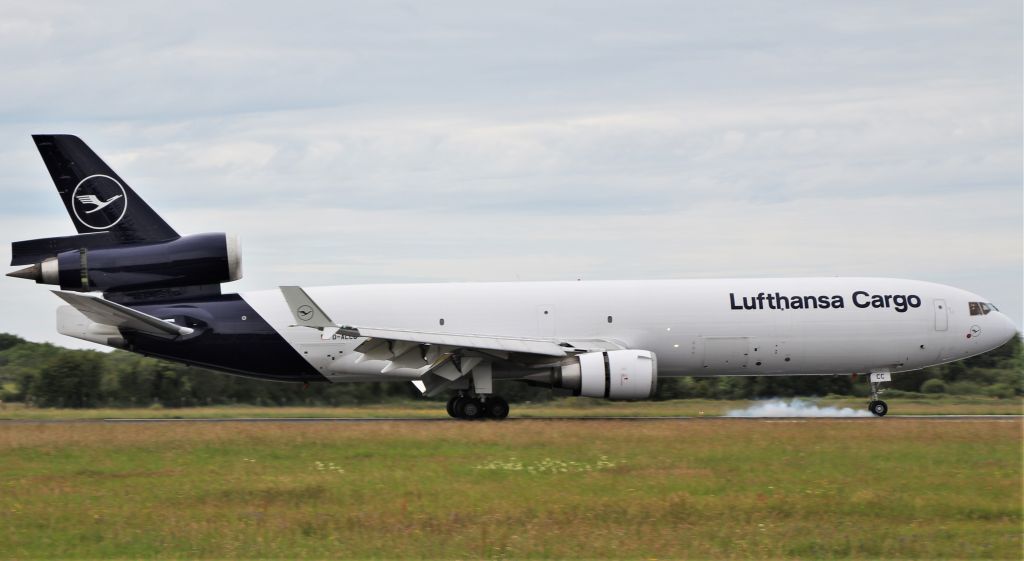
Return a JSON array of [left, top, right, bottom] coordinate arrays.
[[994, 313, 1019, 345]]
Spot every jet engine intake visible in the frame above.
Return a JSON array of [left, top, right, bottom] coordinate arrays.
[[554, 350, 658, 400]]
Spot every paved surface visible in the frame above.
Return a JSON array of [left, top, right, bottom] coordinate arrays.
[[0, 415, 1020, 424]]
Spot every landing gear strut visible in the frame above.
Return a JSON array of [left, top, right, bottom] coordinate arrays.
[[445, 394, 509, 420], [868, 378, 888, 417]]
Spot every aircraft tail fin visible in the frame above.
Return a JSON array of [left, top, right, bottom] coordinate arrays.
[[32, 134, 178, 244]]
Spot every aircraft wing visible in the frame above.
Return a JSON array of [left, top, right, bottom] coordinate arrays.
[[280, 285, 571, 358], [279, 285, 630, 396], [52, 291, 194, 339], [353, 327, 569, 357], [281, 285, 606, 394]]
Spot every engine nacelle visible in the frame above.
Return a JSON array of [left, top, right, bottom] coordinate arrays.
[[554, 350, 658, 400], [14, 232, 241, 293]]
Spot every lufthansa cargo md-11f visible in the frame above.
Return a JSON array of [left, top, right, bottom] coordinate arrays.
[[9, 136, 1018, 418]]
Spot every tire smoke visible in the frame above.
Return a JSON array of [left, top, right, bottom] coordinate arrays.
[[725, 398, 873, 417]]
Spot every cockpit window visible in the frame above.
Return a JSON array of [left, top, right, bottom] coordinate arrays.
[[969, 302, 997, 316]]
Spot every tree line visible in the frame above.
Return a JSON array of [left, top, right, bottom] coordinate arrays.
[[0, 332, 1019, 408]]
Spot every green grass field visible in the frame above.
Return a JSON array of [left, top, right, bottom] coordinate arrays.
[[0, 418, 1020, 559], [0, 396, 1021, 421]]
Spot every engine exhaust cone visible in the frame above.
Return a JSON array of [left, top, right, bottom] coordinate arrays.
[[7, 264, 40, 281]]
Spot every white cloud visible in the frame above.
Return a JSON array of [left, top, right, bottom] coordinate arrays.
[[0, 0, 1019, 349]]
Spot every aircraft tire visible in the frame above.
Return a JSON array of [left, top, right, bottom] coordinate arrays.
[[483, 396, 510, 420], [456, 397, 483, 420], [869, 400, 888, 417], [446, 396, 460, 418]]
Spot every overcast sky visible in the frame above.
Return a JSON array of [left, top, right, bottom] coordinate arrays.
[[1, 0, 1021, 350]]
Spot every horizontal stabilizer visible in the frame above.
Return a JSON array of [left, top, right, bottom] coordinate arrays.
[[52, 291, 193, 339]]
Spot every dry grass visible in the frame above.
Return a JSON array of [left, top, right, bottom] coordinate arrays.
[[0, 418, 1020, 559]]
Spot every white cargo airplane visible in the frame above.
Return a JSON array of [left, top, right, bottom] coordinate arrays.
[[9, 135, 1018, 419]]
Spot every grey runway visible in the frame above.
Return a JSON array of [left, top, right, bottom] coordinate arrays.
[[0, 415, 1019, 424]]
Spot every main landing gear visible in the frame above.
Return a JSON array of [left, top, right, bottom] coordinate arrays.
[[446, 393, 510, 420]]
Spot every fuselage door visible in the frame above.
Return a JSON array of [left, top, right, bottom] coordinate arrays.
[[933, 299, 948, 331]]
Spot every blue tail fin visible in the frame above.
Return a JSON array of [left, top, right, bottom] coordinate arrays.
[[32, 134, 178, 243]]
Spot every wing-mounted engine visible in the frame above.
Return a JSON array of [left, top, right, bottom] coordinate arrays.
[[8, 232, 242, 294], [550, 350, 658, 400]]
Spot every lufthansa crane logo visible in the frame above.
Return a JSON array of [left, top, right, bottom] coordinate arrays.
[[297, 305, 314, 321], [71, 174, 128, 230]]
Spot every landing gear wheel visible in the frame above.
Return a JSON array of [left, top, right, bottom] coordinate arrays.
[[446, 396, 460, 418], [869, 400, 888, 417], [456, 397, 483, 420], [483, 396, 510, 420]]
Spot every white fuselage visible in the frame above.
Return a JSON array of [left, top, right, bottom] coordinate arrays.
[[242, 277, 1017, 383]]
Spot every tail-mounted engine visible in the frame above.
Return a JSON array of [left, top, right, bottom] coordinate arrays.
[[8, 232, 242, 294], [9, 135, 241, 299], [552, 350, 658, 400]]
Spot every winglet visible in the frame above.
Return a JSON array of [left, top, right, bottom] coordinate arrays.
[[280, 286, 355, 340]]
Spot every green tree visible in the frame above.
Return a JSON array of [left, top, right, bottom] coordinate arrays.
[[920, 378, 947, 394], [31, 352, 103, 408], [0, 333, 24, 353]]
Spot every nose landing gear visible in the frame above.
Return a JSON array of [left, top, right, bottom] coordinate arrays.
[[867, 371, 891, 417]]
